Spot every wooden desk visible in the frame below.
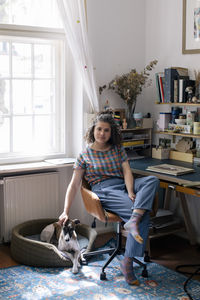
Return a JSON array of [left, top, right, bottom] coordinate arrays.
[[129, 158, 200, 245]]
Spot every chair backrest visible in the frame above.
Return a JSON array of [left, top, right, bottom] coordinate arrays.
[[81, 179, 122, 223], [81, 178, 158, 222]]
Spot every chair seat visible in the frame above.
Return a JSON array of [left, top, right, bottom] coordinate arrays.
[[81, 183, 122, 223]]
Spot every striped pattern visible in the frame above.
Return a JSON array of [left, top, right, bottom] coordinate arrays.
[[74, 145, 128, 185]]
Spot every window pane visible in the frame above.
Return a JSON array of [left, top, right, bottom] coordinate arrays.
[[0, 78, 9, 114], [13, 80, 32, 114], [34, 80, 52, 114], [0, 117, 9, 153], [0, 0, 62, 28], [34, 44, 54, 78], [34, 116, 52, 152], [12, 43, 31, 78], [0, 41, 9, 77], [13, 116, 32, 152], [0, 34, 65, 161]]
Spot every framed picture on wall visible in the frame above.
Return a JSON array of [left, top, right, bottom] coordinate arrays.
[[182, 0, 200, 54]]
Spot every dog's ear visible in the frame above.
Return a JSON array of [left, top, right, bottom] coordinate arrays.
[[73, 219, 80, 225], [54, 222, 62, 240]]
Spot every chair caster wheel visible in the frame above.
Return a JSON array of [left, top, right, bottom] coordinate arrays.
[[100, 272, 107, 280], [142, 268, 148, 278]]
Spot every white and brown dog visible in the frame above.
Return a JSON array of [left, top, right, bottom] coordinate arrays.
[[40, 219, 81, 274]]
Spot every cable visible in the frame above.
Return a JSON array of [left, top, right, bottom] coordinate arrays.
[[175, 264, 200, 300]]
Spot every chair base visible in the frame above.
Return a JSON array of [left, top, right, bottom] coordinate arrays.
[[82, 222, 148, 280]]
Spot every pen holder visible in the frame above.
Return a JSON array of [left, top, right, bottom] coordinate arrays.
[[152, 147, 170, 160]]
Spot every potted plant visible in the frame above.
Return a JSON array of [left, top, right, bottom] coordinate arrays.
[[99, 60, 158, 128]]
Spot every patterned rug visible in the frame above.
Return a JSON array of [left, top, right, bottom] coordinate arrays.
[[0, 254, 200, 300]]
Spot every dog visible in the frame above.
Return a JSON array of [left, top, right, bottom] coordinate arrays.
[[40, 219, 81, 274]]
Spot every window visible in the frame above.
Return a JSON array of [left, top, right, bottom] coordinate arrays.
[[0, 0, 66, 163]]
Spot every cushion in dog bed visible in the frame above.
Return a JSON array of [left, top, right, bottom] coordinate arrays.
[[11, 218, 97, 267]]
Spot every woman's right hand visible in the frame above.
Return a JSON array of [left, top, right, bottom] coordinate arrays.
[[58, 212, 69, 225]]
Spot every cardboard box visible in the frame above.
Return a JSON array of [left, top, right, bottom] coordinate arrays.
[[142, 118, 153, 128], [152, 147, 170, 160], [169, 150, 193, 163]]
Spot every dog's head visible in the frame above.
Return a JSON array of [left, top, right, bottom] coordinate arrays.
[[60, 219, 80, 242]]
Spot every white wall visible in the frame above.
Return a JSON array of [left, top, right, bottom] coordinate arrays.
[[87, 0, 146, 110]]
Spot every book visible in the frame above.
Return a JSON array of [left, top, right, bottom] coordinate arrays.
[[174, 79, 178, 103], [155, 73, 161, 102], [170, 67, 188, 76], [164, 67, 189, 103], [146, 163, 194, 176], [158, 73, 165, 103], [122, 140, 144, 147]]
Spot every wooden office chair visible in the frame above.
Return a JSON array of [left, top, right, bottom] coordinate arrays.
[[81, 178, 158, 280]]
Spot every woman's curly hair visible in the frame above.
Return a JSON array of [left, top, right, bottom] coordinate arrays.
[[85, 109, 121, 145]]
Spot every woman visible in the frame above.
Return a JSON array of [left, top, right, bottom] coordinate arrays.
[[59, 110, 159, 285]]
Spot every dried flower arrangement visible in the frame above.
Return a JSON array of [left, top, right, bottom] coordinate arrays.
[[99, 60, 158, 118]]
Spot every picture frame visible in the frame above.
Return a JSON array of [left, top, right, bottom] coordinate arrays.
[[182, 0, 200, 54]]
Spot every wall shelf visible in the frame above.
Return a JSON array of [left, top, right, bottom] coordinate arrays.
[[155, 131, 200, 139], [121, 127, 152, 158], [155, 102, 200, 106]]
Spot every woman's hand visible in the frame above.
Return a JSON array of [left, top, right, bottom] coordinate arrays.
[[128, 192, 136, 202], [58, 212, 69, 225]]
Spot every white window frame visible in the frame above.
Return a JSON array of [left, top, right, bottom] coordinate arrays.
[[0, 24, 67, 164]]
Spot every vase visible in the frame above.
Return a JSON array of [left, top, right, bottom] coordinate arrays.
[[126, 101, 136, 128]]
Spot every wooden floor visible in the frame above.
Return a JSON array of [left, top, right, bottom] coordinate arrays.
[[1, 234, 200, 281], [150, 235, 200, 282]]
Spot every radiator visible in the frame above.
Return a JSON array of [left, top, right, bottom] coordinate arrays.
[[0, 172, 59, 242]]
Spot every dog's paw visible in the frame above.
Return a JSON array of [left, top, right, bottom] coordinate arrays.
[[72, 267, 79, 274]]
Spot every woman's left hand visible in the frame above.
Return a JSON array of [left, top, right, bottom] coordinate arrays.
[[128, 192, 136, 202]]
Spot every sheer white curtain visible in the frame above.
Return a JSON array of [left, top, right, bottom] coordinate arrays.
[[56, 0, 99, 112]]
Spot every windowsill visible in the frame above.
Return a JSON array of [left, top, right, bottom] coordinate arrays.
[[0, 158, 75, 176]]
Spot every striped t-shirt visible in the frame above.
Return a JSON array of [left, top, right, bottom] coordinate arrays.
[[73, 145, 128, 186]]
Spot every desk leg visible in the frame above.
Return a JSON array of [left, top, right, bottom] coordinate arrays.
[[164, 187, 173, 210], [178, 191, 196, 245]]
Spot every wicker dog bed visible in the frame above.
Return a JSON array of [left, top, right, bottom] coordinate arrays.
[[11, 218, 97, 267]]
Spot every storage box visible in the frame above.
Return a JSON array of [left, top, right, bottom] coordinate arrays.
[[157, 113, 171, 131], [142, 118, 153, 128], [169, 150, 193, 163], [152, 147, 170, 159]]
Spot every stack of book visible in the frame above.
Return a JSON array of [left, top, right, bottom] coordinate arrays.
[[155, 67, 195, 103], [149, 209, 182, 232], [122, 140, 144, 147]]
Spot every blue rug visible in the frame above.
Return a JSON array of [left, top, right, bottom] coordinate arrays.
[[0, 255, 199, 299]]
